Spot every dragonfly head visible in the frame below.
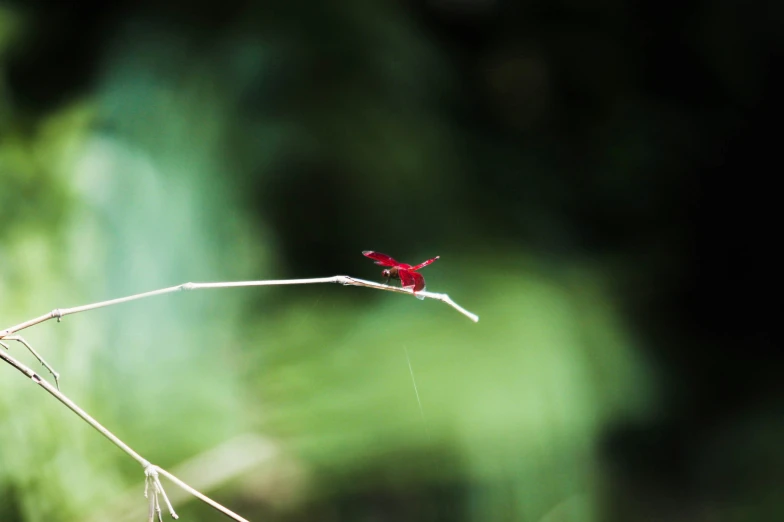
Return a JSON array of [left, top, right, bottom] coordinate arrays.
[[381, 266, 399, 280]]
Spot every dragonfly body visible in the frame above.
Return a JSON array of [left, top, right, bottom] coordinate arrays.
[[362, 251, 440, 299]]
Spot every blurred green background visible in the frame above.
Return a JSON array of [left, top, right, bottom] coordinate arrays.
[[1, 2, 780, 521]]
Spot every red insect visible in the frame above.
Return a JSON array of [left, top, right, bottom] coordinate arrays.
[[363, 250, 440, 299]]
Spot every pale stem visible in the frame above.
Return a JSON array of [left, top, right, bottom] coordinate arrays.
[[1, 335, 61, 388], [155, 467, 249, 522], [0, 348, 250, 522], [0, 276, 478, 340]]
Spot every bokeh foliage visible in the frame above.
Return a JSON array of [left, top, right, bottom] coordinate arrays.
[[2, 1, 781, 521]]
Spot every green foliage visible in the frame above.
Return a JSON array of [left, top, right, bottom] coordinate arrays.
[[5, 1, 771, 521]]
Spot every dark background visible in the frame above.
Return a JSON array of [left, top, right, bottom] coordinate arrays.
[[1, 1, 780, 521]]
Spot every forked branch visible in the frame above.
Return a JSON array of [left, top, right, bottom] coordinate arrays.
[[1, 335, 60, 388], [0, 274, 477, 520]]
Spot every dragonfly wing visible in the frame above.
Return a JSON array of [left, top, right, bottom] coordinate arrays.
[[411, 272, 426, 293], [363, 250, 401, 267], [411, 255, 440, 271], [400, 270, 426, 299], [398, 269, 416, 289]]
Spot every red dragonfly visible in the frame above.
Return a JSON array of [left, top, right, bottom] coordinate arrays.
[[363, 250, 440, 299]]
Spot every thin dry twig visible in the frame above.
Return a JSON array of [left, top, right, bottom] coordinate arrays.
[[0, 276, 478, 341], [88, 434, 279, 522], [0, 348, 250, 522], [0, 335, 60, 388]]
